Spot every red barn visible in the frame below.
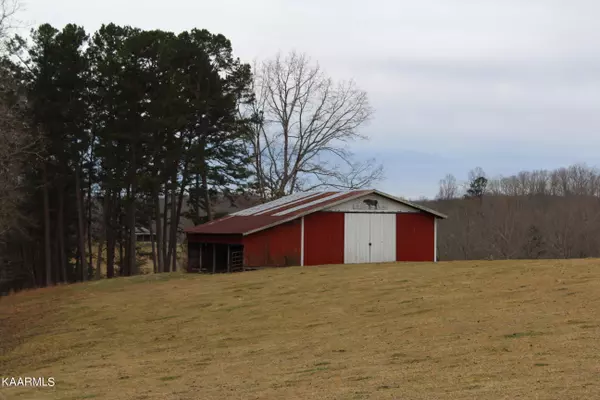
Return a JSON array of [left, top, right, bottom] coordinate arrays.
[[185, 190, 447, 273]]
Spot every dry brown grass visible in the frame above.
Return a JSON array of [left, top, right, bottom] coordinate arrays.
[[1, 259, 600, 399]]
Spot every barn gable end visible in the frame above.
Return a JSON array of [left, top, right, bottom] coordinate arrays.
[[324, 193, 419, 213]]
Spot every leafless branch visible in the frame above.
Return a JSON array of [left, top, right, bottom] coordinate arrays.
[[248, 51, 381, 199]]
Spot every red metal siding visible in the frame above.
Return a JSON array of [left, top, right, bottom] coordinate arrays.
[[304, 212, 345, 266], [243, 219, 302, 268], [396, 213, 435, 262]]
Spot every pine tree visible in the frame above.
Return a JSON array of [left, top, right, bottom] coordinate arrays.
[[9, 24, 91, 284], [465, 176, 488, 199]]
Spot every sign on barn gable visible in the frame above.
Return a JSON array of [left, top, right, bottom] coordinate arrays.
[[352, 198, 388, 211], [325, 194, 419, 213]]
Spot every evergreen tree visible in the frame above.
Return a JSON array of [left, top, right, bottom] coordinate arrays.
[[8, 24, 91, 284], [465, 176, 488, 199], [1, 22, 256, 289]]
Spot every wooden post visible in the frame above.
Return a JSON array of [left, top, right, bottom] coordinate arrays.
[[199, 244, 203, 271], [212, 243, 216, 274], [227, 245, 231, 273], [186, 243, 191, 273]]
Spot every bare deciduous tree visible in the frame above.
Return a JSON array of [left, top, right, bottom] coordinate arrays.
[[467, 167, 486, 182], [436, 174, 459, 200], [248, 51, 382, 199], [425, 163, 600, 261], [0, 0, 17, 38]]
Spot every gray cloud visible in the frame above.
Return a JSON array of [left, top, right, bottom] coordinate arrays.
[[19, 0, 600, 198]]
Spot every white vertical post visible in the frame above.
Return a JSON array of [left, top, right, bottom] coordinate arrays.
[[300, 217, 305, 266], [434, 218, 438, 262]]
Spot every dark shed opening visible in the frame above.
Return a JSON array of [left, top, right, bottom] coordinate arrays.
[[188, 240, 244, 274]]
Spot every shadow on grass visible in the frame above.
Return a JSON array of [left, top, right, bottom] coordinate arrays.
[[503, 331, 544, 339]]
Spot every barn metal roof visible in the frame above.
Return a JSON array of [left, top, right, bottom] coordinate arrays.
[[185, 189, 447, 236]]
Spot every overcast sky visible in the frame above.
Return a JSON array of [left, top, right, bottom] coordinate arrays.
[[17, 0, 600, 199]]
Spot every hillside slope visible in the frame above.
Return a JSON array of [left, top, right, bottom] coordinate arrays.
[[1, 260, 600, 399]]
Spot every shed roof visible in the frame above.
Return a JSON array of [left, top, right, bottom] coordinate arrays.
[[135, 227, 152, 235], [185, 189, 447, 236]]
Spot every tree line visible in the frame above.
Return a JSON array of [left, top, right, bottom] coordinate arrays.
[[0, 3, 379, 293], [426, 164, 600, 261]]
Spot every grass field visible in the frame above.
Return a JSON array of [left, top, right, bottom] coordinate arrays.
[[2, 259, 600, 399]]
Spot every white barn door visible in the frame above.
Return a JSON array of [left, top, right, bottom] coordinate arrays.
[[344, 214, 371, 264], [344, 213, 396, 264], [369, 214, 396, 263]]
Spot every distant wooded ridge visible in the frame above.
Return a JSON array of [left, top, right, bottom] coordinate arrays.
[[419, 164, 600, 261]]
